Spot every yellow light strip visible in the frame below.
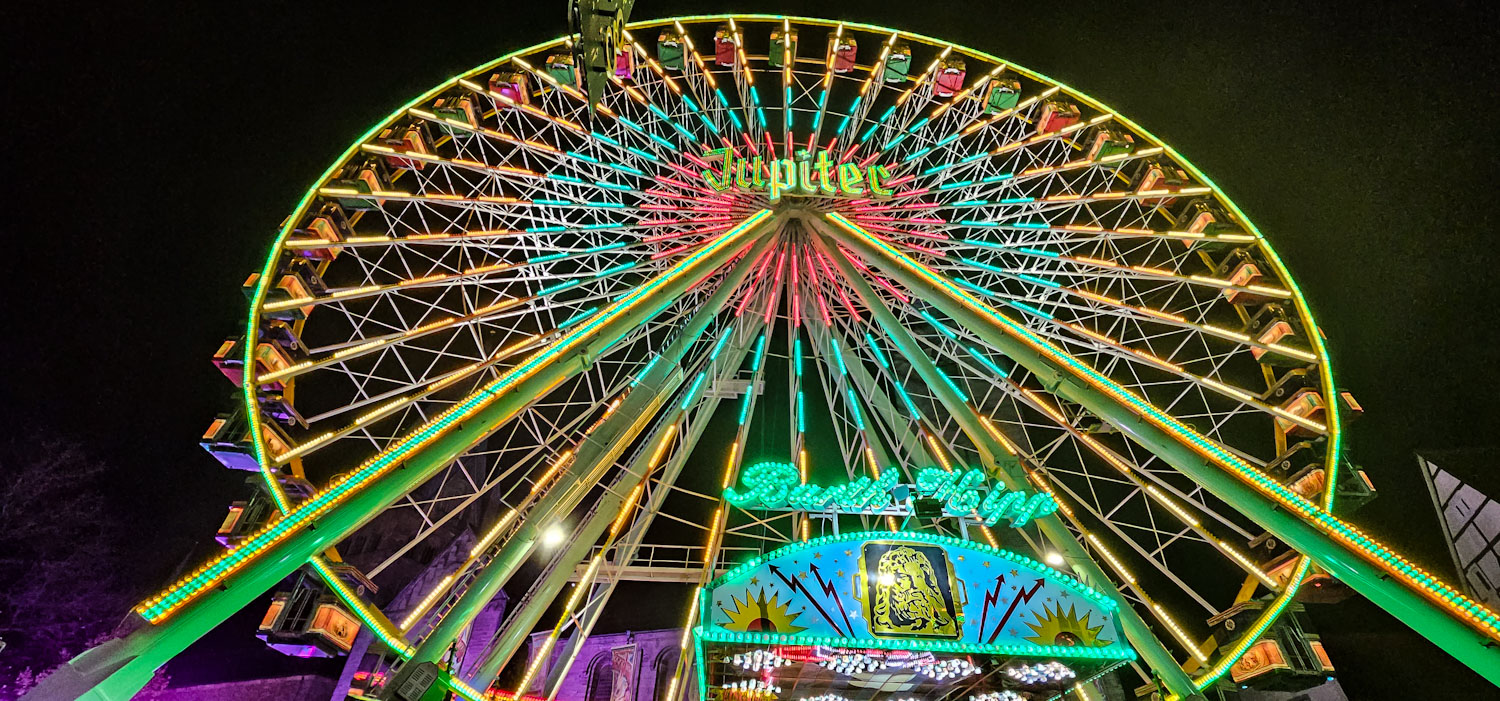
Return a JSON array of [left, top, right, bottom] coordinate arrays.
[[258, 298, 525, 385], [1144, 485, 1201, 528], [470, 509, 520, 557], [1151, 603, 1208, 663], [610, 483, 645, 537], [994, 245, 1293, 300], [1085, 534, 1137, 584], [530, 449, 576, 494], [399, 574, 455, 631]]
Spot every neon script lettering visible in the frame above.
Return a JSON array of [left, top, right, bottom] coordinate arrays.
[[700, 148, 894, 201], [724, 462, 1060, 528]]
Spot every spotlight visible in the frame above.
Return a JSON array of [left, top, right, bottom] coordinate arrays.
[[543, 524, 566, 548], [1044, 552, 1065, 567]]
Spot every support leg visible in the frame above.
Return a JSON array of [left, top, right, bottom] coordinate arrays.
[[820, 211, 1500, 686], [812, 230, 1205, 700]]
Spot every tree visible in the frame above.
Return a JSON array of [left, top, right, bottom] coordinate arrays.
[[0, 433, 133, 698]]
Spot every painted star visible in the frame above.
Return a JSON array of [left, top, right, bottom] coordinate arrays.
[[749, 577, 760, 586], [837, 570, 845, 578], [814, 552, 823, 560], [983, 561, 990, 568], [1061, 591, 1070, 599], [1010, 569, 1019, 576], [799, 571, 809, 580]]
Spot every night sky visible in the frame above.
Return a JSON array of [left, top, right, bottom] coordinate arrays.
[[3, 1, 1499, 697]]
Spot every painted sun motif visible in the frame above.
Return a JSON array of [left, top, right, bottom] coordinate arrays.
[[720, 587, 807, 634], [1024, 602, 1112, 648]]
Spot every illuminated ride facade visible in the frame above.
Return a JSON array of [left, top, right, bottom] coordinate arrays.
[[24, 13, 1500, 701]]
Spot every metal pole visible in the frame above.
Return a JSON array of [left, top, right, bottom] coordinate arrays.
[[819, 211, 1500, 686], [23, 210, 776, 701], [810, 229, 1205, 700]]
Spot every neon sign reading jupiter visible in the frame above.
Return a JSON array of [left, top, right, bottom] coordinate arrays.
[[700, 147, 896, 201]]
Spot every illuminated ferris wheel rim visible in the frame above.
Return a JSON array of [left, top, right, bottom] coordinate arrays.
[[242, 10, 1342, 478], [27, 13, 1500, 701], [227, 12, 1346, 697]]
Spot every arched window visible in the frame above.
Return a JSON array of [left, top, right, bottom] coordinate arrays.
[[586, 652, 614, 701], [653, 648, 680, 701]]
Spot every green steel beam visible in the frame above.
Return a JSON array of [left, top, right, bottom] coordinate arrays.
[[386, 227, 783, 695], [810, 228, 1204, 699], [23, 211, 776, 701], [537, 324, 762, 700], [820, 212, 1500, 687], [455, 240, 774, 691]]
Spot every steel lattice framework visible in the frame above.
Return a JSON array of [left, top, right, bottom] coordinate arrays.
[[26, 14, 1500, 701]]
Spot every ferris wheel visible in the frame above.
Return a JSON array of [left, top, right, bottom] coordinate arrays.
[[29, 13, 1500, 701]]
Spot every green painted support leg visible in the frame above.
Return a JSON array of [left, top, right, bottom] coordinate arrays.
[[821, 211, 1500, 687], [813, 229, 1205, 700], [20, 211, 776, 701]]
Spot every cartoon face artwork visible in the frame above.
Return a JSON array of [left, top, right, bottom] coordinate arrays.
[[861, 542, 961, 639]]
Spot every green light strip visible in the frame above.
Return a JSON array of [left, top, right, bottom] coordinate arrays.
[[310, 557, 414, 658], [146, 210, 772, 622], [825, 211, 1500, 640]]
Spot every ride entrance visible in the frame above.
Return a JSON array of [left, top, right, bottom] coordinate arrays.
[[26, 13, 1500, 701]]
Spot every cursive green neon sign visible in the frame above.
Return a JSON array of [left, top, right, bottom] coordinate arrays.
[[700, 148, 894, 201], [724, 461, 1060, 528]]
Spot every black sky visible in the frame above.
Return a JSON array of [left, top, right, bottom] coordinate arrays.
[[3, 1, 1499, 697]]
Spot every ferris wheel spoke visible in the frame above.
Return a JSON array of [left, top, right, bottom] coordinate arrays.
[[857, 47, 946, 152], [915, 274, 1324, 435], [262, 226, 734, 317], [811, 227, 1206, 690], [656, 21, 738, 142], [898, 143, 1161, 204], [930, 252, 1311, 362], [722, 20, 768, 143], [358, 142, 648, 201], [878, 68, 1000, 165], [959, 355, 1278, 587], [408, 105, 654, 185], [519, 307, 769, 699], [392, 295, 766, 674], [905, 299, 1296, 473], [494, 57, 702, 174], [945, 237, 1293, 306], [407, 246, 772, 687], [827, 32, 896, 150]]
